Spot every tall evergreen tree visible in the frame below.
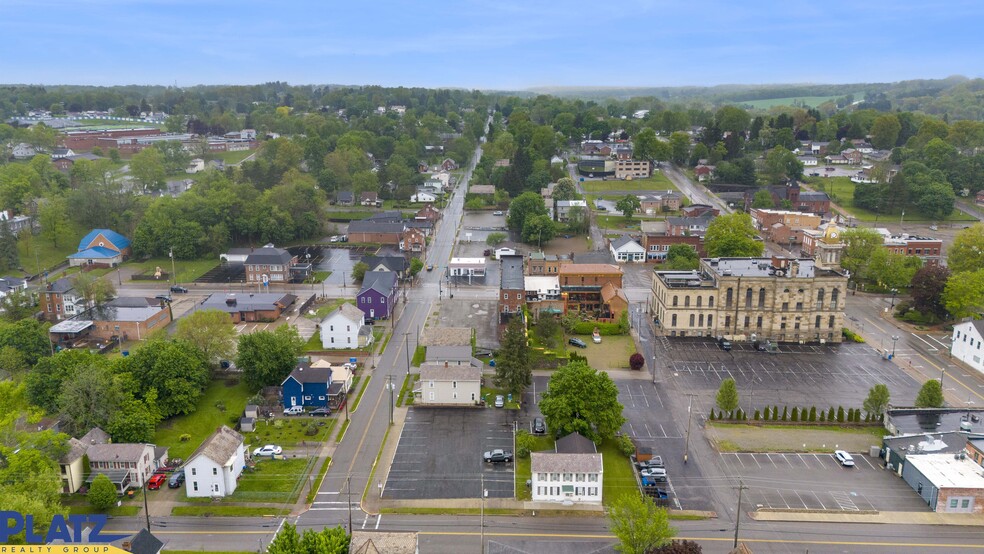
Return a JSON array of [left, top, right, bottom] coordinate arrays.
[[0, 219, 19, 271], [494, 315, 532, 396]]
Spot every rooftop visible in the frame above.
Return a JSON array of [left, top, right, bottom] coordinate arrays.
[[500, 254, 526, 290], [556, 432, 597, 454], [450, 257, 487, 265], [905, 453, 984, 489], [244, 247, 293, 266], [199, 293, 296, 314], [531, 452, 602, 473], [49, 319, 94, 334], [186, 425, 244, 467], [558, 263, 622, 276], [418, 363, 481, 382]]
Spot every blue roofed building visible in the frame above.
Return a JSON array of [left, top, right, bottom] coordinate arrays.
[[68, 229, 131, 267]]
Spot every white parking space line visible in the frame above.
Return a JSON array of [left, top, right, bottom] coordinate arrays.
[[764, 453, 779, 468], [796, 453, 812, 470], [859, 455, 879, 470], [811, 491, 827, 510], [733, 453, 745, 469]]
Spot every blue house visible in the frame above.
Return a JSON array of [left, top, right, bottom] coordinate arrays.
[[67, 229, 132, 267], [281, 362, 332, 409], [357, 271, 397, 320]]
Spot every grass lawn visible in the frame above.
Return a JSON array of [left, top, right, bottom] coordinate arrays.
[[599, 438, 637, 507], [582, 173, 676, 193], [738, 94, 846, 109], [154, 379, 250, 459], [64, 502, 141, 516], [566, 335, 636, 370], [350, 375, 371, 411], [171, 506, 289, 517], [241, 417, 336, 449], [706, 422, 887, 453], [13, 233, 80, 277], [397, 373, 417, 407], [207, 150, 255, 165], [806, 177, 977, 223], [126, 257, 217, 283], [304, 271, 331, 284], [481, 386, 520, 409], [595, 215, 644, 231], [411, 345, 426, 366], [305, 298, 356, 320], [515, 435, 557, 500], [229, 458, 312, 503]]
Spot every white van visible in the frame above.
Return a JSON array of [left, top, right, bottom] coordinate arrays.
[[283, 405, 305, 416]]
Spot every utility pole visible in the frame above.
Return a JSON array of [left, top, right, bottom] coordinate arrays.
[[346, 475, 353, 533], [734, 479, 748, 548], [142, 482, 150, 531], [480, 475, 486, 554], [386, 375, 394, 424], [404, 332, 412, 375], [684, 393, 697, 463], [169, 247, 176, 287]]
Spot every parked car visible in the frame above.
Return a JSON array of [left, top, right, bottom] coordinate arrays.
[[339, 235, 348, 242], [641, 467, 667, 478], [641, 475, 667, 486], [532, 417, 546, 434], [834, 450, 855, 467], [426, 264, 434, 271], [168, 469, 185, 489], [253, 444, 283, 457], [170, 285, 188, 293], [636, 456, 664, 470], [155, 294, 171, 303], [147, 473, 167, 490], [483, 449, 513, 463], [493, 211, 504, 216], [569, 337, 587, 348], [494, 395, 505, 408], [718, 337, 732, 351], [310, 407, 332, 417], [283, 405, 305, 416], [483, 249, 492, 256], [592, 331, 602, 344]]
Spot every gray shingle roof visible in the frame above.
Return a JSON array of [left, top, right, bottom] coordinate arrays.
[[86, 443, 151, 463], [322, 302, 364, 326], [362, 255, 409, 273], [244, 247, 293, 266], [348, 220, 406, 234], [80, 426, 111, 446], [360, 271, 397, 296], [555, 432, 596, 453], [531, 452, 602, 473], [610, 235, 640, 250], [285, 361, 332, 385], [186, 425, 243, 467], [418, 363, 481, 382]]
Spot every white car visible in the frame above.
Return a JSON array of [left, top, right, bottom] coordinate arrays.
[[283, 405, 305, 416], [834, 450, 855, 467], [253, 445, 282, 457], [494, 395, 505, 408], [492, 211, 504, 216], [640, 467, 667, 478]]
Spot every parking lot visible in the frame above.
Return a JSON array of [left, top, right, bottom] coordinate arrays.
[[384, 407, 516, 499], [719, 451, 930, 512], [663, 339, 921, 408]]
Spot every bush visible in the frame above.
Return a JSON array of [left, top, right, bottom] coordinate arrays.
[[516, 431, 537, 459], [836, 406, 845, 423], [753, 409, 760, 421], [629, 353, 645, 371], [709, 410, 716, 421], [827, 407, 835, 421], [305, 423, 318, 436], [180, 433, 191, 442], [791, 407, 799, 422], [809, 406, 817, 422], [88, 474, 118, 511], [842, 328, 865, 343], [781, 406, 788, 421], [819, 411, 826, 422], [772, 406, 780, 421], [572, 321, 626, 336], [615, 434, 635, 457]]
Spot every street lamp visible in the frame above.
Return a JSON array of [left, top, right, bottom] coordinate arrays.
[[890, 288, 898, 309], [891, 335, 899, 358]]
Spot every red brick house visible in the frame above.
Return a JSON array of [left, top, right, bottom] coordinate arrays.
[[415, 204, 441, 223], [400, 228, 425, 253], [642, 234, 704, 263], [347, 221, 405, 244]]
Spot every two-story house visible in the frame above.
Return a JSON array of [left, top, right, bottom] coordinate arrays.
[[281, 362, 332, 409], [40, 277, 87, 322], [320, 302, 373, 349], [413, 363, 482, 406], [357, 271, 398, 320], [531, 432, 603, 505], [184, 426, 246, 498], [558, 263, 625, 321], [85, 443, 167, 492], [244, 247, 297, 284], [499, 255, 526, 325]]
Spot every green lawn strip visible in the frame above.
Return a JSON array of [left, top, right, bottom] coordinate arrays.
[[336, 420, 351, 442], [170, 506, 290, 517], [361, 425, 391, 503], [302, 332, 323, 352], [229, 458, 311, 503], [208, 150, 255, 165], [396, 374, 416, 407], [241, 417, 335, 452], [307, 270, 331, 283], [350, 375, 371, 412], [600, 438, 637, 508], [126, 257, 217, 283], [411, 345, 426, 366], [65, 504, 141, 516], [307, 298, 356, 320], [379, 507, 529, 516], [515, 436, 557, 501], [305, 457, 333, 504], [582, 173, 677, 193], [154, 379, 250, 459], [15, 233, 80, 277], [376, 329, 393, 355], [480, 386, 520, 409]]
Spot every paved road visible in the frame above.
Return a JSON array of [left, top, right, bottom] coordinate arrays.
[[567, 162, 606, 251], [662, 165, 733, 214]]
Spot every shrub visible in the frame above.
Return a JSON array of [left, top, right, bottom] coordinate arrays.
[[772, 406, 780, 421], [180, 433, 191, 442], [516, 431, 537, 459], [827, 407, 835, 421], [615, 434, 635, 457], [629, 353, 645, 371], [809, 407, 817, 422], [790, 407, 799, 422], [709, 410, 716, 421], [753, 409, 760, 421], [841, 328, 865, 343], [864, 411, 871, 422], [837, 406, 845, 423], [781, 406, 788, 421], [572, 321, 626, 336], [215, 401, 226, 412], [88, 474, 118, 511], [819, 411, 826, 422], [305, 423, 318, 436]]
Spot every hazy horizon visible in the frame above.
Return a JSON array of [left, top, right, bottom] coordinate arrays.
[[1, 0, 981, 89]]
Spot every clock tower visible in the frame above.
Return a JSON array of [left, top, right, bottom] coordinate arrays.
[[814, 217, 845, 271]]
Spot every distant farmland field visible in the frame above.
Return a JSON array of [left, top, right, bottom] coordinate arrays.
[[735, 95, 848, 109]]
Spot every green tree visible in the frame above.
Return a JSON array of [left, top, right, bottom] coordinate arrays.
[[57, 364, 124, 436], [129, 147, 167, 192], [507, 191, 548, 233], [70, 272, 116, 308], [87, 473, 118, 511], [299, 526, 350, 554], [633, 128, 670, 162], [863, 384, 891, 419], [943, 268, 984, 319], [565, 206, 589, 235], [175, 309, 237, 365], [608, 493, 676, 554], [0, 289, 38, 322], [494, 315, 532, 396], [915, 379, 945, 408], [616, 194, 642, 219], [703, 213, 764, 257], [668, 132, 690, 165], [840, 228, 884, 281], [0, 219, 18, 272], [521, 214, 556, 246], [751, 190, 774, 209], [664, 244, 699, 270], [553, 177, 578, 201], [716, 378, 739, 413], [947, 223, 984, 274], [870, 114, 902, 150], [38, 194, 71, 248], [910, 264, 950, 319], [486, 232, 507, 246], [106, 390, 161, 443], [538, 360, 626, 442], [0, 318, 51, 366], [534, 316, 560, 348], [267, 522, 302, 554], [236, 325, 303, 392], [864, 249, 922, 290], [152, 140, 191, 174], [351, 261, 369, 282], [25, 350, 105, 412], [763, 146, 803, 184], [0, 346, 28, 379], [409, 257, 424, 276], [119, 339, 210, 418]]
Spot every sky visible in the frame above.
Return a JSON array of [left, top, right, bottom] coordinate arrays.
[[1, 0, 982, 90]]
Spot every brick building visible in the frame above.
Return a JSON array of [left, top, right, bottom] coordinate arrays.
[[642, 234, 704, 263], [614, 159, 651, 179], [199, 293, 297, 323], [499, 255, 526, 325], [558, 264, 626, 322], [526, 252, 568, 276], [244, 247, 297, 284]]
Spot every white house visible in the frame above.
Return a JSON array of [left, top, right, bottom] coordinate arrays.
[[184, 426, 246, 498], [530, 433, 603, 504], [320, 303, 373, 349], [797, 156, 818, 167], [413, 363, 481, 406], [952, 320, 984, 373], [449, 257, 486, 279], [186, 158, 205, 174], [609, 235, 645, 263], [411, 191, 437, 203], [555, 200, 588, 222]]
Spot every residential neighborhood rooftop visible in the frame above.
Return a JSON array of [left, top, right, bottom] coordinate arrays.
[[531, 452, 602, 473]]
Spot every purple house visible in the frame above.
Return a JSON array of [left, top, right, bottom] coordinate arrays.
[[357, 271, 397, 320]]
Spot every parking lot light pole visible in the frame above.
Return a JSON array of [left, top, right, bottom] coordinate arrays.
[[684, 393, 697, 463], [890, 288, 898, 309], [891, 335, 899, 358]]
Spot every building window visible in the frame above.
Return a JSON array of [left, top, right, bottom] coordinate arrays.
[[684, 296, 690, 307], [831, 288, 839, 306], [815, 315, 821, 328], [756, 316, 762, 328], [707, 315, 713, 327], [698, 314, 704, 326], [503, 293, 508, 300], [795, 302, 803, 311], [708, 296, 714, 308], [726, 288, 733, 307], [191, 468, 197, 476], [212, 468, 218, 476], [758, 288, 766, 308], [672, 296, 678, 307], [193, 482, 198, 492], [725, 315, 731, 329], [782, 302, 789, 311], [829, 315, 835, 328], [745, 288, 753, 308], [689, 314, 695, 327], [744, 316, 750, 328]]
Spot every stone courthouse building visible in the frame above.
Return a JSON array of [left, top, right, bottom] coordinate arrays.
[[650, 225, 849, 344]]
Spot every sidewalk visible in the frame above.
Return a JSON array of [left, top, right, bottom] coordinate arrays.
[[751, 509, 984, 526]]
